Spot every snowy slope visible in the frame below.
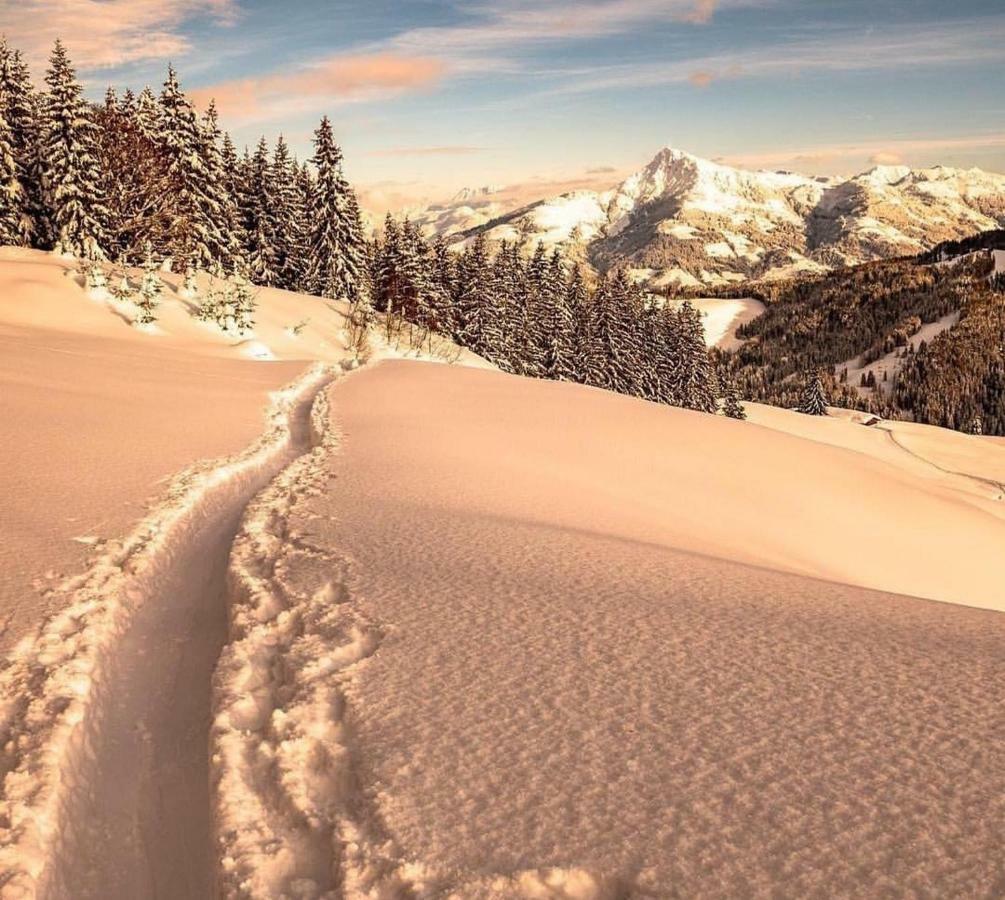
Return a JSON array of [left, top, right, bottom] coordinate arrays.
[[414, 147, 1005, 287], [211, 360, 1005, 897], [0, 250, 480, 897]]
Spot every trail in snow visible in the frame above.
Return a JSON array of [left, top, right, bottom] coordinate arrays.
[[878, 425, 1005, 501], [0, 362, 343, 899]]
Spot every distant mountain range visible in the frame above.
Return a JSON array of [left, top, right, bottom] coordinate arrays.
[[410, 147, 1005, 287]]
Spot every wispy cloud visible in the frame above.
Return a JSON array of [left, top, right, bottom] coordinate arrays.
[[378, 0, 759, 70], [368, 146, 487, 157], [191, 53, 446, 124], [720, 133, 1005, 173], [540, 18, 1005, 94], [0, 0, 238, 70]]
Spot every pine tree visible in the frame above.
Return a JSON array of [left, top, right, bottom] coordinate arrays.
[[455, 233, 493, 353], [0, 40, 39, 246], [306, 116, 364, 302], [40, 40, 108, 257], [722, 380, 747, 420], [0, 105, 24, 243], [199, 100, 239, 270], [798, 371, 829, 416], [674, 301, 718, 413], [246, 136, 279, 286], [158, 66, 228, 267], [543, 263, 579, 381], [270, 135, 300, 289]]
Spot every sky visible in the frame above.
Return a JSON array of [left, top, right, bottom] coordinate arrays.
[[2, 0, 1004, 212]]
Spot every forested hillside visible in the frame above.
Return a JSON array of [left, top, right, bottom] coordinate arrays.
[[715, 243, 1005, 433]]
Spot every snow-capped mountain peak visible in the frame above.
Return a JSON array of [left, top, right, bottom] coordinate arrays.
[[407, 146, 1005, 287]]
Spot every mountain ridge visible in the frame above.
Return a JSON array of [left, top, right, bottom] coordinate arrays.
[[410, 147, 1005, 287]]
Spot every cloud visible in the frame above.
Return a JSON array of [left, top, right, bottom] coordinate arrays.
[[540, 18, 1005, 96], [0, 0, 237, 70], [369, 146, 487, 157], [380, 0, 759, 66], [870, 151, 905, 166], [720, 134, 1005, 174], [586, 165, 618, 174], [677, 0, 718, 24], [191, 53, 446, 124]]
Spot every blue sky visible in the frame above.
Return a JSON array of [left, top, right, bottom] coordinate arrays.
[[4, 0, 1004, 210]]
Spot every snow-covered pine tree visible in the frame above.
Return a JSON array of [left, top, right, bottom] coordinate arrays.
[[158, 66, 228, 268], [0, 40, 40, 246], [306, 116, 359, 301], [246, 136, 279, 286], [0, 104, 24, 244], [722, 379, 747, 420], [375, 214, 404, 318], [110, 253, 132, 303], [135, 86, 159, 141], [40, 40, 108, 258], [199, 100, 239, 271], [798, 371, 829, 416], [399, 217, 433, 327], [552, 266, 586, 382], [428, 234, 457, 336], [269, 135, 299, 289], [96, 86, 174, 259], [674, 300, 718, 412], [286, 161, 314, 292], [604, 270, 645, 396], [136, 240, 162, 325], [454, 233, 493, 353]]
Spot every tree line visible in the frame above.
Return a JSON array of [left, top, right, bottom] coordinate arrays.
[[0, 38, 366, 302], [369, 223, 738, 415], [0, 37, 740, 419]]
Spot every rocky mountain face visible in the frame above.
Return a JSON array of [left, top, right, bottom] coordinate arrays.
[[413, 148, 1005, 288]]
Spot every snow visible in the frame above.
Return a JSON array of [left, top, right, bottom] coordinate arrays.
[[0, 248, 487, 897], [215, 360, 1005, 897], [3, 242, 1005, 896], [679, 296, 765, 350]]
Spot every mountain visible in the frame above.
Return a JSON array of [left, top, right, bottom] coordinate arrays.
[[411, 148, 1005, 287]]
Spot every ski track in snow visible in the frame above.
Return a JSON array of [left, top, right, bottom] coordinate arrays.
[[0, 361, 344, 899]]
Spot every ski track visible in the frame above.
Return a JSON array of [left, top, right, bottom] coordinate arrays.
[[0, 361, 343, 899], [877, 425, 1005, 502]]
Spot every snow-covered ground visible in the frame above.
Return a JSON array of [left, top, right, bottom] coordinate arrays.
[[2, 249, 1004, 897], [212, 361, 1005, 897], [684, 296, 765, 350]]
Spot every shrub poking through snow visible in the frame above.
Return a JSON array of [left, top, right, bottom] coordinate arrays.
[[179, 260, 198, 299], [136, 241, 162, 326], [228, 270, 257, 335], [110, 254, 132, 303], [83, 257, 108, 299]]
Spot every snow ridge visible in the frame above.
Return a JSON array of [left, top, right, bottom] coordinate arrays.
[[0, 362, 337, 896]]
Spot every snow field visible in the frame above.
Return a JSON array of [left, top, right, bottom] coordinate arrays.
[[0, 363, 338, 897], [259, 360, 1004, 895]]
